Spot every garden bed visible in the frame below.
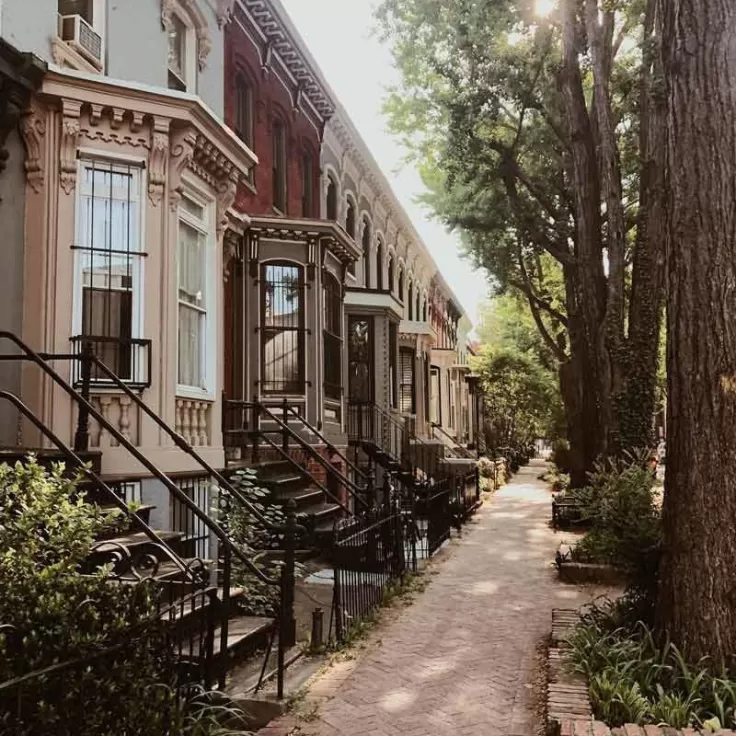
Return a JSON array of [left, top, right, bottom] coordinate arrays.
[[546, 609, 736, 736]]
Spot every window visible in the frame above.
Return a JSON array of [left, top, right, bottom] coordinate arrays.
[[273, 118, 287, 213], [389, 321, 398, 408], [345, 198, 355, 237], [326, 176, 337, 220], [323, 274, 342, 401], [423, 300, 428, 322], [302, 151, 315, 218], [362, 218, 371, 288], [416, 292, 421, 322], [167, 13, 188, 91], [74, 160, 144, 384], [398, 268, 404, 301], [235, 74, 254, 148], [262, 263, 304, 393], [407, 281, 413, 320], [178, 194, 211, 391], [376, 239, 384, 290], [345, 199, 356, 276], [388, 255, 394, 293], [348, 317, 373, 403], [399, 347, 415, 414], [59, 0, 93, 23]]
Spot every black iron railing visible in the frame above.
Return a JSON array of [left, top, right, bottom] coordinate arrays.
[[332, 501, 406, 643], [223, 397, 372, 514], [70, 334, 151, 389], [431, 422, 476, 459], [347, 401, 407, 463], [0, 584, 218, 733], [0, 332, 300, 695]]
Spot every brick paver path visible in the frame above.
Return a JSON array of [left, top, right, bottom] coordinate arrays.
[[262, 461, 614, 736]]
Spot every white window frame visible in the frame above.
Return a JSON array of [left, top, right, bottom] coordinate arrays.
[[176, 187, 216, 400], [71, 155, 147, 383], [167, 4, 197, 93]]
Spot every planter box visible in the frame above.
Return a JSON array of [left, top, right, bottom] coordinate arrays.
[[557, 561, 627, 586]]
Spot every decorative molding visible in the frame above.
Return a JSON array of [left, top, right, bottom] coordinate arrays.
[[148, 116, 171, 206], [19, 105, 46, 194], [223, 228, 241, 282], [59, 99, 82, 195], [169, 127, 197, 211], [216, 0, 235, 27], [162, 0, 212, 70], [215, 176, 238, 241], [0, 83, 25, 175]]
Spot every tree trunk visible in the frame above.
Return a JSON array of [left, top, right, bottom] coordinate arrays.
[[619, 0, 665, 454], [657, 0, 736, 662]]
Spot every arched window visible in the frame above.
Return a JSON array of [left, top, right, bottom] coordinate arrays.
[[273, 118, 287, 213], [387, 255, 395, 293], [235, 73, 254, 149], [398, 267, 404, 301], [345, 198, 356, 238], [326, 176, 338, 220], [423, 299, 428, 322], [376, 238, 384, 290], [416, 291, 421, 321], [362, 218, 371, 288], [408, 281, 414, 320], [301, 149, 315, 217], [323, 273, 342, 401]]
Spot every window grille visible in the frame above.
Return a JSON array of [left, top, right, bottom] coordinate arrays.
[[73, 160, 149, 386], [262, 263, 305, 394]]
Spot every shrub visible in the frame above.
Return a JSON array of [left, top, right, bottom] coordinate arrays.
[[0, 457, 182, 735], [568, 596, 736, 729], [567, 451, 661, 592], [223, 468, 300, 617], [477, 456, 495, 478]]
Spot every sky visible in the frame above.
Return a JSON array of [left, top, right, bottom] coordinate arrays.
[[277, 0, 490, 328]]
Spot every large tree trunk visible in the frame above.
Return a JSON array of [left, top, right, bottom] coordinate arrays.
[[657, 0, 736, 662]]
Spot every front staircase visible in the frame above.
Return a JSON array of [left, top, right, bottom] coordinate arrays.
[[0, 332, 300, 695]]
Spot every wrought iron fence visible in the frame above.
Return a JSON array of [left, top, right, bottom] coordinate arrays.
[[332, 504, 406, 643], [0, 582, 218, 736]]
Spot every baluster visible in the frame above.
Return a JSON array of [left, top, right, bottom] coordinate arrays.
[[182, 401, 193, 445], [98, 396, 112, 449], [119, 395, 131, 443], [198, 403, 209, 446], [282, 397, 289, 453], [73, 340, 94, 452], [251, 395, 260, 464]]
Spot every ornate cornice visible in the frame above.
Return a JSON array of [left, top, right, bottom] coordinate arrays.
[[236, 0, 335, 123], [161, 0, 212, 71]]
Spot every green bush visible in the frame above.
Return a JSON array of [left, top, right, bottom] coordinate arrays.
[[0, 457, 185, 735], [567, 452, 661, 592], [568, 596, 736, 729], [223, 468, 299, 617], [477, 456, 495, 479]]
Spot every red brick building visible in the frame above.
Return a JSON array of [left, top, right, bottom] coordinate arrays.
[[223, 1, 333, 218]]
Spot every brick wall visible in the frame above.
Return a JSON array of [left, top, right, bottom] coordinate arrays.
[[224, 18, 323, 219]]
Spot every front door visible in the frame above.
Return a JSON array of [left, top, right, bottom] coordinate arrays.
[[348, 316, 374, 403]]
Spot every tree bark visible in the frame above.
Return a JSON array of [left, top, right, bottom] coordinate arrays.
[[619, 0, 665, 453], [657, 0, 736, 662]]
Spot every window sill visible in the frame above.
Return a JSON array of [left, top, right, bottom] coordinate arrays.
[[51, 37, 103, 74], [176, 386, 215, 402]]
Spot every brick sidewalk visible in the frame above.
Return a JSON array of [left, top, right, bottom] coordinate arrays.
[[261, 461, 615, 736]]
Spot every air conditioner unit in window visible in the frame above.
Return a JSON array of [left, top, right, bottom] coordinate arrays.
[[58, 14, 103, 66]]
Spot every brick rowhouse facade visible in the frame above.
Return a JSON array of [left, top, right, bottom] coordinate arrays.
[[224, 2, 324, 218]]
